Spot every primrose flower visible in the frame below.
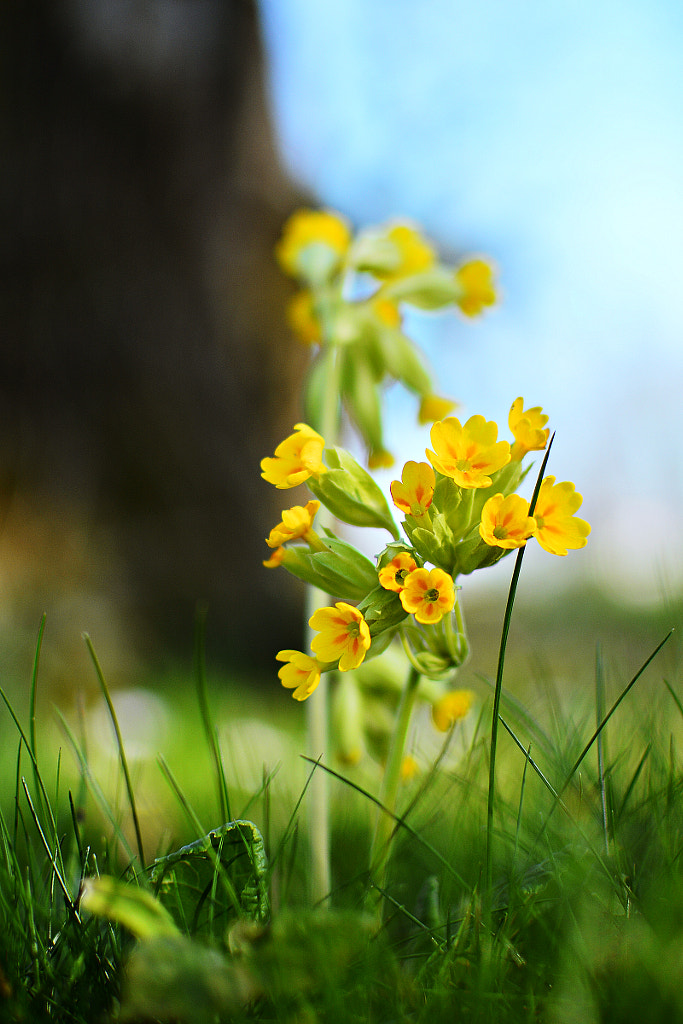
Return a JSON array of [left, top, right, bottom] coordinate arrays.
[[400, 755, 420, 781], [509, 397, 550, 460], [263, 546, 286, 568], [261, 423, 327, 489], [286, 290, 321, 346], [371, 296, 402, 328], [432, 689, 474, 731], [390, 461, 435, 518], [454, 259, 497, 317], [266, 500, 321, 549], [372, 223, 436, 281], [400, 567, 455, 625], [368, 448, 395, 470], [479, 493, 536, 550], [276, 650, 323, 701], [418, 394, 458, 425], [378, 552, 418, 593], [275, 208, 351, 281], [532, 477, 591, 556], [309, 602, 371, 672], [427, 415, 511, 489]]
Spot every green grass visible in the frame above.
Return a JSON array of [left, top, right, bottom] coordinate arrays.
[[1, 590, 683, 1023]]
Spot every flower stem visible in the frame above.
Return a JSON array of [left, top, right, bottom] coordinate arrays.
[[369, 663, 421, 914]]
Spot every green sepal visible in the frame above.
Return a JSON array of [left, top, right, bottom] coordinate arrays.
[[303, 346, 335, 433], [309, 447, 399, 538], [383, 267, 461, 309], [373, 325, 433, 395], [281, 538, 378, 601], [340, 347, 385, 454], [376, 541, 424, 571], [358, 584, 408, 636], [452, 528, 511, 577], [348, 229, 404, 275], [402, 512, 458, 573]]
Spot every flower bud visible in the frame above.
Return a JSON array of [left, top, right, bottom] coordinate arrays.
[[308, 447, 399, 538]]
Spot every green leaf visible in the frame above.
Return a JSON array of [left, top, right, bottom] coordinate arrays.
[[81, 876, 179, 939]]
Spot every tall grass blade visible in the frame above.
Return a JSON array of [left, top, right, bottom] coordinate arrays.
[[20, 778, 77, 918], [595, 644, 610, 855], [83, 633, 146, 873], [193, 605, 231, 823], [28, 613, 46, 802]]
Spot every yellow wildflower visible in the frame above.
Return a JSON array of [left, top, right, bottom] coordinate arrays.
[[400, 567, 455, 625], [276, 650, 323, 701], [533, 477, 591, 556], [261, 423, 327, 489], [509, 397, 550, 460], [454, 259, 497, 317], [390, 461, 435, 518], [275, 208, 351, 280], [432, 690, 474, 731], [309, 602, 371, 672], [400, 755, 420, 781], [372, 223, 436, 281], [378, 552, 418, 593], [371, 296, 402, 328], [418, 394, 458, 425], [368, 448, 395, 470], [266, 500, 321, 549], [427, 415, 511, 489], [286, 290, 322, 346], [479, 493, 536, 549], [263, 546, 286, 568]]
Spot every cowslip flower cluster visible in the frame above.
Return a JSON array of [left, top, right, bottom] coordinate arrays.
[[262, 397, 590, 706], [275, 208, 500, 467]]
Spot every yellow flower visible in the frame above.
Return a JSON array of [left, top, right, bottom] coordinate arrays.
[[400, 567, 455, 625], [532, 477, 591, 556], [427, 415, 511, 489], [275, 208, 352, 280], [286, 290, 322, 346], [263, 546, 286, 568], [479, 493, 536, 549], [309, 603, 371, 672], [261, 423, 327, 489], [400, 755, 420, 781], [432, 690, 474, 731], [371, 296, 402, 328], [266, 500, 321, 548], [390, 461, 435, 518], [509, 397, 550, 460], [378, 552, 418, 593], [373, 223, 436, 281], [368, 448, 395, 470], [454, 259, 497, 316], [276, 650, 323, 701], [418, 394, 458, 425]]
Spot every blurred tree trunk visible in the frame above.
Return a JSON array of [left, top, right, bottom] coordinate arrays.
[[0, 0, 309, 671]]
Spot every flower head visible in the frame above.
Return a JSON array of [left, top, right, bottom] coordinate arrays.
[[418, 394, 458, 425], [372, 223, 436, 281], [390, 461, 435, 518], [276, 650, 322, 701], [509, 397, 550, 460], [532, 477, 591, 556], [378, 552, 418, 593], [286, 290, 322, 346], [454, 259, 496, 317], [275, 209, 351, 281], [266, 500, 321, 549], [479, 493, 536, 549], [261, 423, 327, 489], [309, 602, 371, 672], [432, 689, 474, 731], [427, 415, 511, 489], [400, 567, 455, 625]]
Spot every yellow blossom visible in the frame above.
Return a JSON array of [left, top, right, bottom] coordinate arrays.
[[400, 755, 420, 781], [263, 546, 286, 568], [454, 259, 497, 316], [286, 290, 322, 346], [266, 500, 321, 549], [400, 567, 455, 625], [532, 477, 591, 556], [509, 397, 550, 460], [373, 223, 436, 281], [390, 461, 435, 518], [261, 423, 327, 489], [275, 208, 351, 280], [276, 650, 323, 701], [368, 448, 395, 470], [418, 394, 458, 424], [479, 493, 536, 549], [432, 690, 474, 731], [427, 415, 511, 489], [378, 552, 418, 593], [309, 602, 371, 672], [371, 296, 402, 328]]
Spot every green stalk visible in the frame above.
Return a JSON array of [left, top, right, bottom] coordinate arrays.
[[369, 663, 421, 913]]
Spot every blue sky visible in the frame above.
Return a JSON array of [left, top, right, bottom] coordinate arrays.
[[259, 0, 683, 601]]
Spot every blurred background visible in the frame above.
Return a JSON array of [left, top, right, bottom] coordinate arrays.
[[1, 0, 682, 709]]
